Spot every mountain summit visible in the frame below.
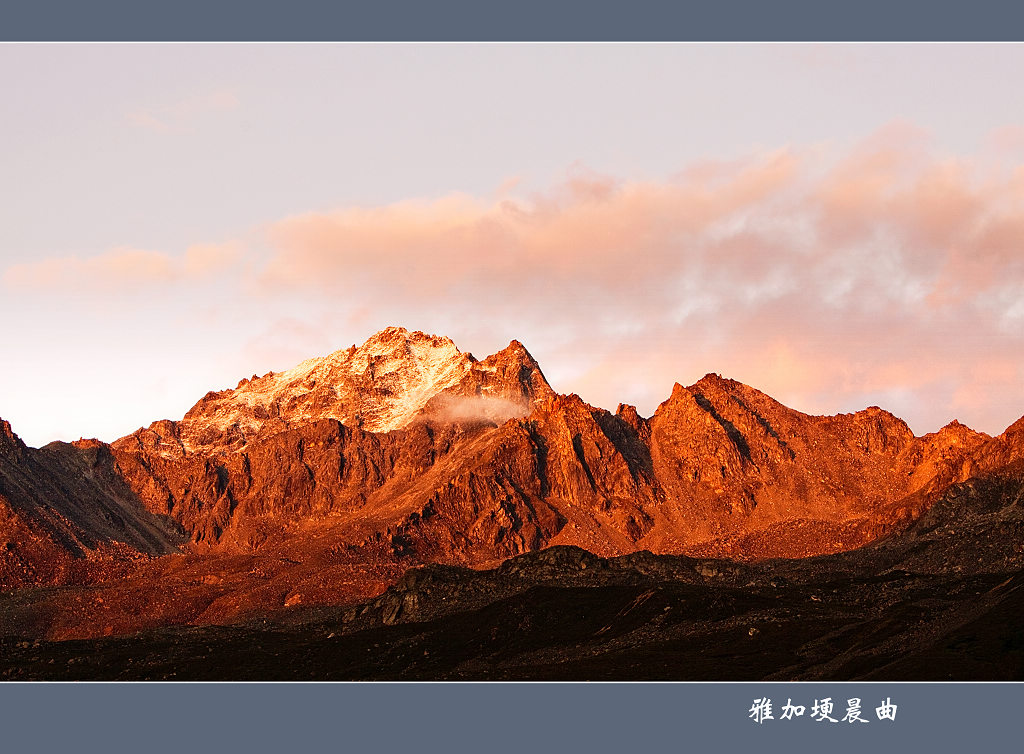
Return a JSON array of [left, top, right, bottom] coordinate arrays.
[[137, 327, 554, 454]]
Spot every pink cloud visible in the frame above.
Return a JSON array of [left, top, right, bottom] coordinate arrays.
[[987, 124, 1024, 154], [183, 242, 244, 277], [257, 125, 1024, 434], [3, 242, 244, 292], [4, 247, 175, 289], [126, 89, 240, 134]]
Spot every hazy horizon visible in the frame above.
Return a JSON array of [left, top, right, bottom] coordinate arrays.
[[4, 43, 1024, 446]]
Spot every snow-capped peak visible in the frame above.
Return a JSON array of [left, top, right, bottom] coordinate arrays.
[[161, 328, 551, 452]]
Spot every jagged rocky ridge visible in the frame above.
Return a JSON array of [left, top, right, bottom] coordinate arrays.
[[2, 326, 1024, 643]]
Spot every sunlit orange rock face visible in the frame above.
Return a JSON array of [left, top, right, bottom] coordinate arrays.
[[1, 327, 1020, 635]]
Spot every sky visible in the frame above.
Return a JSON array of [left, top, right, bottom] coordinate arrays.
[[3, 43, 1024, 447]]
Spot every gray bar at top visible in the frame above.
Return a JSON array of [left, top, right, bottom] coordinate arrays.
[[4, 0, 1024, 41]]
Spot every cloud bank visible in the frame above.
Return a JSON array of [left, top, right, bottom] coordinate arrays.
[[5, 124, 1024, 440], [253, 126, 1024, 434]]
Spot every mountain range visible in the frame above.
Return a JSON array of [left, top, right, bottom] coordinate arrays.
[[2, 327, 1023, 678]]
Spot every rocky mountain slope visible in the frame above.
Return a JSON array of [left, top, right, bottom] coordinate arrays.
[[5, 454, 1023, 680], [0, 420, 182, 588], [2, 326, 1023, 644]]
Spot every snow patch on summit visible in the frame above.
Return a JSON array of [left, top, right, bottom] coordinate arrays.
[[175, 328, 480, 450]]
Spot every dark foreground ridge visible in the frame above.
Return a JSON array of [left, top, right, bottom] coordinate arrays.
[[4, 458, 1023, 681]]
